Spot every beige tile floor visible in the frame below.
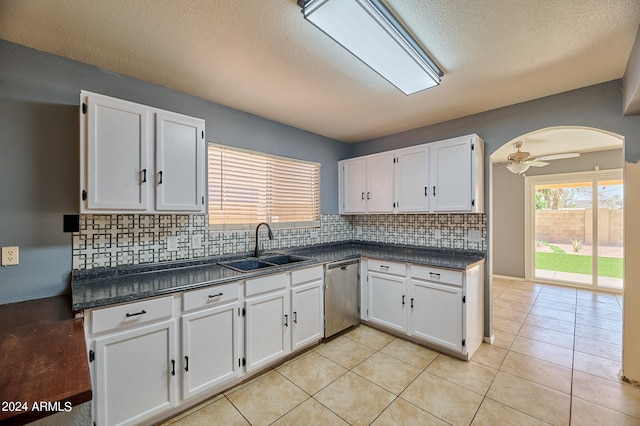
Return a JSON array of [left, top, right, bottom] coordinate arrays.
[[162, 278, 640, 426]]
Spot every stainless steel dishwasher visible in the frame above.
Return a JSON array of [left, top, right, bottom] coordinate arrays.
[[324, 259, 360, 337]]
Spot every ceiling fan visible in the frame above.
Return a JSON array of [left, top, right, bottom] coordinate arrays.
[[502, 141, 580, 175]]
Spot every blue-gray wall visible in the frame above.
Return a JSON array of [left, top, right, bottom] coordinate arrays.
[[0, 40, 349, 304]]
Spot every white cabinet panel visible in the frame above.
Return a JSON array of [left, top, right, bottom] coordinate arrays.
[[83, 94, 151, 212], [181, 301, 241, 399], [410, 279, 463, 352], [340, 158, 366, 213], [429, 136, 474, 212], [396, 146, 429, 212], [155, 112, 205, 212], [291, 280, 323, 350], [366, 153, 394, 213], [93, 320, 177, 426], [244, 289, 290, 372], [367, 271, 406, 332]]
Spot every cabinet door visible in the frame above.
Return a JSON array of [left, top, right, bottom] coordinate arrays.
[[245, 289, 290, 372], [366, 153, 395, 213], [93, 320, 177, 426], [181, 301, 241, 399], [291, 280, 324, 351], [82, 94, 151, 212], [396, 146, 429, 212], [410, 279, 463, 352], [429, 137, 473, 212], [367, 271, 406, 332], [340, 158, 366, 213], [155, 112, 206, 212]]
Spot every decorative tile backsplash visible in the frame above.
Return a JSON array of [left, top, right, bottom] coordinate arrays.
[[72, 213, 486, 270]]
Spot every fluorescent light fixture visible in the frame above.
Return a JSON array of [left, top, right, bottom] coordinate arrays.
[[300, 0, 443, 95], [506, 162, 530, 175]]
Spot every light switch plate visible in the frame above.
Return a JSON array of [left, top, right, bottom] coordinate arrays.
[[434, 229, 441, 239], [191, 235, 202, 249], [167, 236, 178, 251], [468, 230, 482, 242]]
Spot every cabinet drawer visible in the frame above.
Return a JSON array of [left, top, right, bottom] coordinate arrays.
[[412, 265, 463, 286], [90, 296, 174, 334], [368, 259, 406, 276], [245, 273, 289, 297], [291, 266, 323, 286], [183, 282, 240, 311]]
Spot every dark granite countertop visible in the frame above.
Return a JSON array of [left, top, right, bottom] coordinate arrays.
[[72, 241, 485, 312]]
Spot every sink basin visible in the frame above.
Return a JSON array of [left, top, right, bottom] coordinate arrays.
[[219, 253, 312, 272], [259, 254, 310, 265], [219, 259, 274, 272]]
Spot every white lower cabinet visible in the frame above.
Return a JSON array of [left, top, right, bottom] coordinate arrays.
[[92, 318, 178, 426], [181, 282, 242, 399], [291, 267, 324, 351], [409, 279, 463, 351], [364, 258, 483, 360], [366, 260, 407, 333], [244, 287, 290, 372]]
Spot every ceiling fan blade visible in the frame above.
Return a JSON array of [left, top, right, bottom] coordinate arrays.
[[536, 153, 580, 161], [528, 161, 549, 167]]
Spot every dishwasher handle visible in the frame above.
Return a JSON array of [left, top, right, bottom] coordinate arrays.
[[326, 259, 360, 270]]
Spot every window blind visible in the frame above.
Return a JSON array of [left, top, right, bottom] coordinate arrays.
[[208, 143, 321, 229]]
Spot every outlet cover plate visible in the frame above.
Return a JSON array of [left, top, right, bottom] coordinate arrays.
[[1, 246, 19, 266]]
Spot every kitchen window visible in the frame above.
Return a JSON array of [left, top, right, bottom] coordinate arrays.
[[208, 143, 320, 230]]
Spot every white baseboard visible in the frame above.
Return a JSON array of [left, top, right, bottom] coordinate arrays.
[[492, 274, 525, 281], [483, 335, 495, 344]]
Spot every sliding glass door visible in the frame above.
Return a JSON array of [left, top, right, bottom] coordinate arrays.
[[525, 170, 623, 290]]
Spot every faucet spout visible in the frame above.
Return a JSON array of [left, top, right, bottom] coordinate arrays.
[[254, 222, 274, 257]]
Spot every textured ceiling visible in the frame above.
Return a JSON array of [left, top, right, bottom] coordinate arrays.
[[1, 0, 639, 143]]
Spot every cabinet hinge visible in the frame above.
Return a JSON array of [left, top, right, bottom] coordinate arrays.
[[89, 350, 94, 362], [462, 339, 466, 347], [462, 295, 466, 303], [242, 307, 246, 317], [82, 103, 87, 114], [82, 190, 87, 201], [202, 196, 205, 205], [471, 143, 474, 151], [242, 358, 246, 366], [471, 199, 475, 207], [201, 130, 204, 139]]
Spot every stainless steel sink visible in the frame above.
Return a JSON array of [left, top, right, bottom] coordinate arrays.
[[258, 254, 310, 265], [218, 253, 312, 272], [219, 259, 275, 272]]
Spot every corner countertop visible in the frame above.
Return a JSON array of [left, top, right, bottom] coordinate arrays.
[[0, 296, 92, 425], [72, 241, 485, 312]]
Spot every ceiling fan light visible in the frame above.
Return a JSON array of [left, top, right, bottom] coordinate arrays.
[[507, 162, 530, 174]]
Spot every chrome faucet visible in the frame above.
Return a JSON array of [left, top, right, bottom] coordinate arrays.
[[254, 222, 274, 257]]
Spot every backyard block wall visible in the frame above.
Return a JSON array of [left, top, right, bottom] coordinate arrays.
[[535, 209, 623, 245]]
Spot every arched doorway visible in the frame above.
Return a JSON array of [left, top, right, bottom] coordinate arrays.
[[490, 126, 624, 291]]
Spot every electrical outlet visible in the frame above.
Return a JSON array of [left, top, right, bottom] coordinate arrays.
[[1, 246, 19, 266], [191, 235, 202, 249], [434, 229, 442, 239], [167, 236, 178, 251]]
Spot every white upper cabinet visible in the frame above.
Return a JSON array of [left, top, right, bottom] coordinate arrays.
[[395, 145, 429, 212], [429, 135, 483, 213], [155, 112, 206, 211], [366, 153, 395, 213], [340, 157, 367, 213], [80, 91, 206, 213], [339, 152, 394, 214], [339, 134, 484, 214]]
